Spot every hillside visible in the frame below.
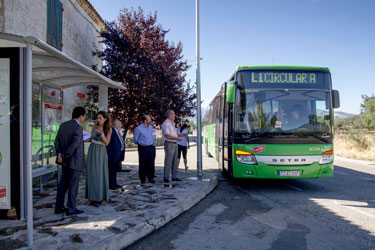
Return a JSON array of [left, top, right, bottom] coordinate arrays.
[[334, 111, 356, 118]]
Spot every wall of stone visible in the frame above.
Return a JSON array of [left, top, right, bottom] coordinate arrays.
[[3, 0, 102, 67], [3, 0, 47, 39], [61, 0, 103, 68]]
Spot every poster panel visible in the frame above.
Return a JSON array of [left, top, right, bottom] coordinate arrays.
[[42, 86, 62, 145], [0, 58, 10, 209]]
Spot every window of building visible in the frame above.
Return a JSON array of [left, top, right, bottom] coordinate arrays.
[[47, 0, 63, 50]]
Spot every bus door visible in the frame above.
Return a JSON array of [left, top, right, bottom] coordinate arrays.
[[223, 83, 233, 175], [217, 97, 222, 169]]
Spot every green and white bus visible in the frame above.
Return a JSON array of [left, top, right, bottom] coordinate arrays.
[[203, 66, 340, 179]]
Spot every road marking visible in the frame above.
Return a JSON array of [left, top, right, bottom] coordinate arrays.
[[333, 201, 375, 219], [237, 186, 263, 200], [334, 171, 349, 176], [336, 171, 375, 181], [283, 183, 303, 191], [361, 177, 374, 181]]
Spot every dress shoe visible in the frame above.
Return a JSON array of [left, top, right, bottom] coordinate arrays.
[[54, 207, 67, 214], [88, 202, 99, 207], [163, 178, 169, 183], [109, 184, 123, 190], [149, 179, 155, 184], [66, 208, 84, 216], [172, 178, 182, 181], [141, 180, 146, 184]]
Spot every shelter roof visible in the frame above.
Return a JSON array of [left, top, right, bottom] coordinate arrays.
[[0, 33, 124, 90]]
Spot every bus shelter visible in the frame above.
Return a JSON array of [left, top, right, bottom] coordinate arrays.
[[0, 33, 125, 248]]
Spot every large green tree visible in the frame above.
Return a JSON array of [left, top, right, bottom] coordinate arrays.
[[93, 8, 196, 136], [360, 94, 375, 130], [334, 115, 362, 130]]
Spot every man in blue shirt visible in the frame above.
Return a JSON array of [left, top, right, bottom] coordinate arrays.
[[133, 115, 156, 184]]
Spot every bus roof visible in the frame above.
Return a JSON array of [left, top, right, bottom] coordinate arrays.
[[235, 65, 330, 72]]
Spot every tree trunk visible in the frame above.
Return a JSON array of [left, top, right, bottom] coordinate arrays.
[[123, 118, 132, 141]]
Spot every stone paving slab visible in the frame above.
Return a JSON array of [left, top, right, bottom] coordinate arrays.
[[0, 165, 218, 250]]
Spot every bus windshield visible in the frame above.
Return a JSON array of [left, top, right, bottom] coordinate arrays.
[[234, 89, 333, 141]]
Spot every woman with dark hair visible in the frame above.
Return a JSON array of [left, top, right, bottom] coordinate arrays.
[[177, 123, 190, 171], [86, 111, 112, 206]]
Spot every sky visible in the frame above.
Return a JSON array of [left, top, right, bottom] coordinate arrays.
[[89, 0, 375, 115]]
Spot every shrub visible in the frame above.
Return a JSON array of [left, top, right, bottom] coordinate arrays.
[[347, 130, 371, 150], [125, 137, 165, 148]]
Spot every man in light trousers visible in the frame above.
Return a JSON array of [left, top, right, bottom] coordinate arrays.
[[162, 110, 184, 183]]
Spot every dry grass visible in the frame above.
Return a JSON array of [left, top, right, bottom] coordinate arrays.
[[334, 131, 375, 162]]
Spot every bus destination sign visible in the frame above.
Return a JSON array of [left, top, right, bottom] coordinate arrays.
[[250, 72, 317, 84]]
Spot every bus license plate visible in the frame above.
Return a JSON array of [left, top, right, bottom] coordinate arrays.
[[278, 171, 301, 177]]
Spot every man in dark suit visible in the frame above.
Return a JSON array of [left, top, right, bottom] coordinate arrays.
[[106, 119, 125, 190], [54, 107, 86, 216]]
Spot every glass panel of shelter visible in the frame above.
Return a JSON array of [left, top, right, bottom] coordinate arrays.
[[32, 83, 63, 169]]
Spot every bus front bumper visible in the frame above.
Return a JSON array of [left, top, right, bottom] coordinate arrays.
[[232, 162, 334, 179]]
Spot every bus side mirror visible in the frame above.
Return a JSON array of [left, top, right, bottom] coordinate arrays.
[[226, 84, 236, 104], [332, 90, 340, 109]]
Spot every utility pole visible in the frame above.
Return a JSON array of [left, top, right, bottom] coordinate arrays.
[[196, 0, 203, 177]]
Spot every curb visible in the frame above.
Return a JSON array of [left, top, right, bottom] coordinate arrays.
[[95, 175, 218, 250], [335, 156, 375, 166]]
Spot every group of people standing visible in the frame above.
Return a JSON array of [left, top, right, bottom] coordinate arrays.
[[133, 110, 190, 184], [54, 107, 189, 216], [54, 107, 125, 215]]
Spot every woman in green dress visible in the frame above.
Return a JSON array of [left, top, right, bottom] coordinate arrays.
[[86, 111, 112, 206]]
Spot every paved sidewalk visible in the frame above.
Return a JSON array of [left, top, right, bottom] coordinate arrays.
[[0, 146, 219, 250]]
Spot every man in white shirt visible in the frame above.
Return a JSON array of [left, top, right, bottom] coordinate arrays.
[[162, 110, 183, 183]]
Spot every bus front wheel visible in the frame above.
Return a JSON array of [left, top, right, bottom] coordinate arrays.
[[221, 165, 230, 178]]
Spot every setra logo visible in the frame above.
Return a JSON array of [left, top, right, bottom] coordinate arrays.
[[272, 158, 307, 163]]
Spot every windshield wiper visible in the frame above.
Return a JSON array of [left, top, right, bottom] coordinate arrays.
[[304, 133, 329, 143], [243, 137, 263, 143], [238, 133, 273, 143], [238, 132, 330, 143]]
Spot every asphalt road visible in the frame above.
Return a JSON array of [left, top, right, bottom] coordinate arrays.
[[125, 156, 375, 250]]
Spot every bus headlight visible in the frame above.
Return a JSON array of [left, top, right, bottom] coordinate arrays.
[[235, 150, 257, 165], [319, 150, 334, 164]]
